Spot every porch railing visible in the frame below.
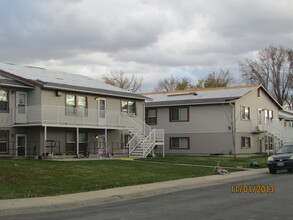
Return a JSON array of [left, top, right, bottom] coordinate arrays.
[[12, 105, 142, 129]]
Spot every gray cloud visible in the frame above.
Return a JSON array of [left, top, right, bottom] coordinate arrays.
[[0, 0, 293, 91]]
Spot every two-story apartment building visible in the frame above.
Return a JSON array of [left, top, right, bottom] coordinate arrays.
[[0, 63, 164, 158], [142, 85, 293, 155]]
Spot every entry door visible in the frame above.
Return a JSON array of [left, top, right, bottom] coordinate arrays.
[[15, 92, 27, 123], [98, 98, 106, 125], [16, 134, 27, 157]]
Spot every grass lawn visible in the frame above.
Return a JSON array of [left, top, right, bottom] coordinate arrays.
[[0, 159, 223, 200], [139, 155, 268, 168]]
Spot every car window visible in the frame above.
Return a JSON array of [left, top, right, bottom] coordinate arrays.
[[276, 145, 293, 154]]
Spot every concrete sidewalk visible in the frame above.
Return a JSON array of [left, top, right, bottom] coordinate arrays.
[[0, 168, 268, 215]]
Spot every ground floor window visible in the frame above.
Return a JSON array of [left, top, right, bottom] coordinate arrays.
[[170, 137, 189, 149], [265, 136, 274, 151], [66, 132, 76, 153], [241, 137, 251, 148], [79, 132, 87, 153], [122, 134, 131, 149], [0, 131, 8, 153]]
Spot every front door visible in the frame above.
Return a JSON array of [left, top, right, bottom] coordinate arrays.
[[15, 91, 27, 123], [98, 98, 106, 125], [16, 134, 27, 157]]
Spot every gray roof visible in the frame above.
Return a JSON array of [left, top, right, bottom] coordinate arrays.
[[279, 110, 293, 120], [143, 86, 258, 107], [0, 62, 146, 100]]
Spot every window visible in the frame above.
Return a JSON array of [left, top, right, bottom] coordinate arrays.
[[241, 106, 250, 120], [170, 107, 188, 121], [241, 137, 251, 148], [122, 134, 131, 149], [0, 131, 8, 153], [66, 132, 76, 153], [146, 108, 157, 125], [66, 95, 87, 116], [121, 101, 136, 114], [170, 137, 189, 149], [79, 132, 87, 153], [263, 109, 273, 123], [265, 136, 274, 150], [0, 89, 8, 112]]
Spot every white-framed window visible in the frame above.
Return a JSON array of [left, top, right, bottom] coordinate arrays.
[[66, 132, 76, 153], [66, 95, 87, 116], [121, 101, 136, 114], [241, 106, 250, 120], [170, 137, 189, 149], [241, 137, 251, 148]]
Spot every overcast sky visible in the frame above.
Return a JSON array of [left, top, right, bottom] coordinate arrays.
[[0, 0, 292, 92]]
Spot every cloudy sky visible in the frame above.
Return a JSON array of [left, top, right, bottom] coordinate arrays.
[[0, 0, 292, 92]]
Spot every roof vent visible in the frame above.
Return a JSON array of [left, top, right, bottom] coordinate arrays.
[[167, 92, 197, 97]]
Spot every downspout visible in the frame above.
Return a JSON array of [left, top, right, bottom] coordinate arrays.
[[229, 102, 236, 159]]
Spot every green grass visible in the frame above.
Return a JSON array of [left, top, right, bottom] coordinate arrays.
[[0, 159, 221, 200], [139, 155, 268, 168]]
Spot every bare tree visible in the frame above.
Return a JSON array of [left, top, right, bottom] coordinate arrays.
[[240, 45, 293, 106], [103, 71, 143, 92], [154, 76, 195, 92], [195, 69, 234, 88]]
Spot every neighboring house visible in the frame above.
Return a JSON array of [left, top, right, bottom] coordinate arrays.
[[142, 85, 293, 155], [0, 63, 164, 158]]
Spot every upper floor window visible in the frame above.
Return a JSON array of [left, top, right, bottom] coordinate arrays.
[[264, 109, 273, 123], [66, 95, 87, 116], [0, 89, 8, 112], [0, 131, 8, 153], [121, 101, 136, 114], [241, 106, 250, 120], [146, 108, 157, 125], [241, 137, 251, 148], [170, 107, 188, 122]]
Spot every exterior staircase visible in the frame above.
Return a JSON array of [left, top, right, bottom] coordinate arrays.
[[256, 119, 293, 144], [124, 114, 164, 158]]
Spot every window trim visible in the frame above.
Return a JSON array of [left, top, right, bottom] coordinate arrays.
[[65, 94, 88, 116], [170, 137, 190, 150], [65, 131, 76, 154], [121, 134, 131, 149], [241, 106, 251, 121], [169, 106, 189, 122], [0, 130, 9, 154], [241, 136, 251, 148], [0, 88, 9, 113], [121, 100, 136, 114], [146, 108, 157, 125]]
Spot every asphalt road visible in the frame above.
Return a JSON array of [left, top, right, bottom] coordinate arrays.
[[3, 171, 293, 220]]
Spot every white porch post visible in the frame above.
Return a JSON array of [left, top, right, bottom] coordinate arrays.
[[162, 143, 165, 158], [105, 129, 108, 147], [44, 126, 47, 155], [76, 127, 79, 155]]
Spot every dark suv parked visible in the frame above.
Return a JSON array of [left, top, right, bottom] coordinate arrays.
[[267, 145, 293, 174]]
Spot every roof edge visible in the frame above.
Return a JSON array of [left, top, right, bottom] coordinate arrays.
[[140, 85, 260, 96]]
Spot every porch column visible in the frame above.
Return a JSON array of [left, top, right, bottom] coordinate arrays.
[[76, 127, 79, 155], [162, 143, 165, 158], [105, 129, 108, 147], [44, 126, 47, 155]]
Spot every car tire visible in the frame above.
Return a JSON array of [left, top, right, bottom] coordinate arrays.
[[269, 168, 277, 174]]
